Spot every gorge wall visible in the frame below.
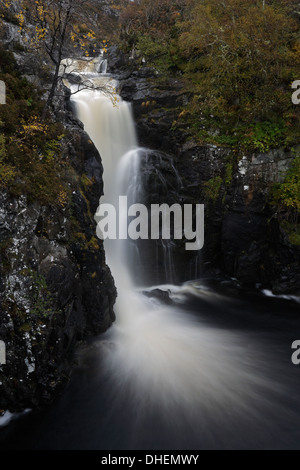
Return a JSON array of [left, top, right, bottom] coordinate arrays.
[[0, 21, 117, 412], [109, 49, 300, 295]]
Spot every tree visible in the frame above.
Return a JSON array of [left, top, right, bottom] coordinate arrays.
[[2, 0, 109, 118], [119, 0, 187, 71], [271, 155, 300, 225], [179, 0, 300, 122], [168, 0, 300, 150]]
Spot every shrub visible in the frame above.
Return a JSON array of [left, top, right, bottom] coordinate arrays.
[[0, 45, 71, 206], [271, 154, 300, 225]]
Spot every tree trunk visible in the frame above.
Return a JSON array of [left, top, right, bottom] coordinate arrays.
[[42, 60, 61, 121], [41, 5, 70, 121]]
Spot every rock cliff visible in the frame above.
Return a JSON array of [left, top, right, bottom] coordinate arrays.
[[0, 34, 116, 412], [109, 49, 300, 294]]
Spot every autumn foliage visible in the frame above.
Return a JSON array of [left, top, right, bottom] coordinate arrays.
[[179, 0, 300, 119], [0, 46, 70, 206], [120, 0, 300, 151]]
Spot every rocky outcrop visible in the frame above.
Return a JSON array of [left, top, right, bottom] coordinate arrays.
[[219, 149, 300, 294], [0, 70, 116, 413], [0, 124, 116, 411]]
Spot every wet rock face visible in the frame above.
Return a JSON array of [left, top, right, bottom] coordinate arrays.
[[0, 114, 116, 413], [218, 150, 300, 293], [0, 27, 118, 412], [122, 148, 198, 286], [117, 61, 300, 294]]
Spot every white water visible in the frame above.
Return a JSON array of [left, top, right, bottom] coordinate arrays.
[[60, 51, 107, 76], [0, 61, 298, 451], [68, 66, 297, 447]]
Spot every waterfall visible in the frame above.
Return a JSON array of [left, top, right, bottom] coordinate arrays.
[[66, 61, 289, 448], [70, 80, 137, 204], [97, 57, 107, 74], [70, 73, 146, 315], [60, 49, 107, 77], [1, 58, 298, 452]]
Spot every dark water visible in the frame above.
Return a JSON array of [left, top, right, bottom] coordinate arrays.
[[0, 280, 300, 450]]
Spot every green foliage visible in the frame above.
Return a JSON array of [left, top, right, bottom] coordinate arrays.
[[80, 173, 94, 190], [179, 0, 299, 115], [0, 45, 70, 206], [204, 176, 223, 202], [87, 236, 99, 250], [119, 0, 184, 73], [289, 230, 300, 246], [271, 154, 300, 224], [136, 35, 178, 72], [280, 220, 300, 246], [26, 269, 55, 319], [120, 0, 300, 150], [0, 133, 16, 187], [225, 161, 234, 187], [182, 0, 300, 148], [242, 120, 288, 153], [42, 137, 65, 162]]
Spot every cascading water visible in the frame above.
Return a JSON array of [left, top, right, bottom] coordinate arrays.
[[61, 62, 300, 450], [2, 57, 298, 450], [60, 50, 107, 76]]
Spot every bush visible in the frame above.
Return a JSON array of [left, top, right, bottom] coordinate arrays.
[[271, 154, 300, 224], [0, 45, 71, 206], [204, 176, 223, 202], [242, 120, 288, 153]]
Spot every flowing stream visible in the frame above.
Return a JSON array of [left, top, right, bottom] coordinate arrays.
[[1, 61, 300, 450], [69, 72, 268, 417]]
